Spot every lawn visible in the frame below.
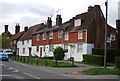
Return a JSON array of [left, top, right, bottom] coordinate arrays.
[[10, 56, 77, 68], [80, 68, 120, 75]]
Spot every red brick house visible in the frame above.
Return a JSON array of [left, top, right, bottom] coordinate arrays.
[[31, 5, 117, 61]]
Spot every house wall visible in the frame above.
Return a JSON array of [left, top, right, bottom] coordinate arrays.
[[17, 39, 31, 56]]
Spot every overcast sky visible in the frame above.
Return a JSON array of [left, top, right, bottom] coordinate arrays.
[[0, 0, 119, 34]]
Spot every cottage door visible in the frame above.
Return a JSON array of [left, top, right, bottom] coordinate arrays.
[[70, 45, 75, 60], [40, 47, 42, 57]]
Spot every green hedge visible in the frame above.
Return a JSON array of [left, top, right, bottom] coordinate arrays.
[[82, 54, 104, 66], [92, 48, 120, 63], [115, 56, 120, 68]]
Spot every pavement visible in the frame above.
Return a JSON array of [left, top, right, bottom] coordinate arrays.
[[14, 60, 120, 80]]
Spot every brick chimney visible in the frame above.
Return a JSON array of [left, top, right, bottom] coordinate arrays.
[[88, 6, 94, 12], [24, 26, 28, 32], [116, 20, 120, 49], [15, 23, 20, 34], [5, 25, 8, 32], [47, 17, 52, 28], [56, 15, 62, 26]]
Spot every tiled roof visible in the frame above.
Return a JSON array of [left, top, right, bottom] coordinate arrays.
[[20, 23, 44, 41], [10, 31, 24, 40], [1, 31, 12, 37]]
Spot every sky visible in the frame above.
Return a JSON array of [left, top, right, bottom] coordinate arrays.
[[0, 0, 119, 34]]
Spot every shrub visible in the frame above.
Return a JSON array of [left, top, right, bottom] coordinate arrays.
[[82, 54, 104, 66], [115, 56, 120, 68], [53, 47, 65, 60], [92, 48, 120, 63]]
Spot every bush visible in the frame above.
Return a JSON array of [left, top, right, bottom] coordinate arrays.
[[92, 48, 120, 63], [82, 54, 104, 66], [53, 47, 65, 60], [115, 56, 120, 68]]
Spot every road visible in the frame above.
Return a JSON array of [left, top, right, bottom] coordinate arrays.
[[0, 61, 119, 81]]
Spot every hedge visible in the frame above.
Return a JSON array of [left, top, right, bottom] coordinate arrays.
[[92, 48, 120, 63], [82, 54, 104, 66], [115, 56, 120, 68]]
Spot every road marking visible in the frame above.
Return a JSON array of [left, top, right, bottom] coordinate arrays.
[[7, 67, 14, 70], [12, 69, 19, 73], [24, 72, 40, 79], [0, 75, 12, 76]]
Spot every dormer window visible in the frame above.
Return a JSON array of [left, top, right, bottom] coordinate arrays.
[[49, 31, 53, 39], [74, 19, 81, 27], [43, 32, 46, 40], [36, 34, 40, 41]]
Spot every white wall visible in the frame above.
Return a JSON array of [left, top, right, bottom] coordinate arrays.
[[17, 39, 31, 56]]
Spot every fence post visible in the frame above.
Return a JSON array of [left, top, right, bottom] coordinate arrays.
[[55, 60, 57, 67]]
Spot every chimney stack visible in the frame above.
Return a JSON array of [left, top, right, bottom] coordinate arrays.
[[116, 20, 120, 49], [47, 17, 52, 28], [56, 15, 62, 26], [24, 26, 28, 32], [5, 25, 8, 32], [15, 23, 20, 34], [88, 6, 94, 12]]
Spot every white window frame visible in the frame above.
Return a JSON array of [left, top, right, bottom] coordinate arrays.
[[77, 44, 83, 52], [49, 45, 53, 51], [49, 31, 53, 39], [78, 31, 83, 39], [36, 34, 40, 41], [36, 46, 39, 52], [23, 48, 25, 54], [58, 30, 63, 38], [43, 32, 46, 40], [22, 40, 24, 45], [14, 40, 17, 44], [65, 32, 69, 40], [27, 39, 29, 43], [74, 19, 81, 27], [110, 34, 116, 41], [64, 44, 68, 52]]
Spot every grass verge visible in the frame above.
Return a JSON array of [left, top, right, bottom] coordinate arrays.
[[80, 68, 120, 75]]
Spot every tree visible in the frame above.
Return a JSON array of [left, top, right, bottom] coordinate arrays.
[[0, 36, 11, 49], [53, 47, 65, 60]]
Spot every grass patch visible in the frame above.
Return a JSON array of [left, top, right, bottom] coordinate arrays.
[[80, 68, 120, 75], [10, 56, 77, 68]]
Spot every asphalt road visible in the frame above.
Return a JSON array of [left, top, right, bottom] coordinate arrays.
[[0, 61, 119, 81]]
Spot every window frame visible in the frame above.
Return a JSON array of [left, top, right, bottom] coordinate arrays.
[[49, 45, 53, 51], [49, 31, 53, 39], [43, 32, 46, 40], [23, 48, 25, 54], [78, 31, 83, 39], [36, 46, 39, 52], [22, 40, 24, 45], [36, 34, 40, 41], [58, 30, 63, 38], [65, 32, 69, 40], [74, 19, 81, 27], [77, 44, 83, 52]]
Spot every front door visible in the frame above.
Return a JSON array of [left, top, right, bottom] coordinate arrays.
[[40, 47, 42, 57]]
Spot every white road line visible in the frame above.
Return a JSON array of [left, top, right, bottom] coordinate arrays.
[[24, 72, 40, 79], [7, 67, 14, 70], [12, 69, 19, 73], [0, 75, 12, 76]]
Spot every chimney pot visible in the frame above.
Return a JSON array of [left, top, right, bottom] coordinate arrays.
[[56, 15, 62, 26], [5, 25, 8, 32], [47, 17, 52, 28], [15, 23, 20, 34], [24, 26, 28, 32]]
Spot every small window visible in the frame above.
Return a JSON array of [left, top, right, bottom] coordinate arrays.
[[64, 44, 68, 52], [43, 46, 45, 52], [14, 40, 17, 44], [58, 30, 63, 38], [107, 37, 111, 43], [49, 45, 53, 51], [27, 40, 29, 43], [77, 44, 83, 52], [78, 31, 83, 39], [36, 46, 39, 52], [36, 34, 40, 41], [23, 48, 25, 54], [110, 34, 116, 41], [65, 32, 69, 40], [74, 19, 81, 26], [22, 40, 24, 45], [43, 32, 46, 40], [49, 31, 53, 39]]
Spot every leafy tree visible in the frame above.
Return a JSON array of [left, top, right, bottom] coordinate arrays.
[[0, 36, 11, 49], [53, 47, 65, 60]]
